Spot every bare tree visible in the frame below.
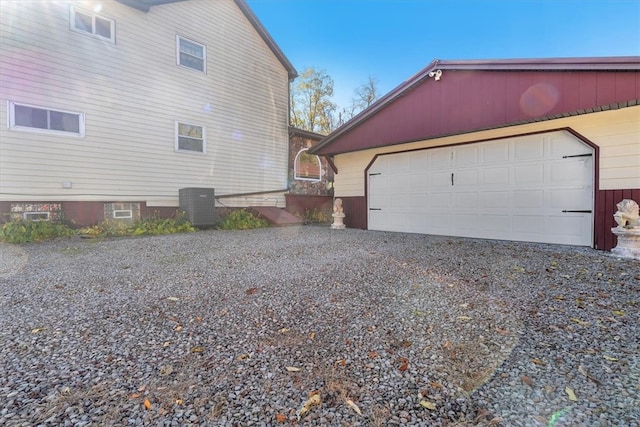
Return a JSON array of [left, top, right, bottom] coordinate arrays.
[[335, 76, 379, 128], [290, 67, 336, 135]]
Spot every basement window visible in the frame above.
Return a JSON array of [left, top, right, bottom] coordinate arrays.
[[294, 149, 322, 181], [24, 212, 50, 221], [113, 210, 133, 219]]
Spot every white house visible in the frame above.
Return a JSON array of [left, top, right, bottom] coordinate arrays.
[[0, 0, 297, 226]]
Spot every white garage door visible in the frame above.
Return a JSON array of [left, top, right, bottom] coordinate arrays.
[[368, 131, 594, 246]]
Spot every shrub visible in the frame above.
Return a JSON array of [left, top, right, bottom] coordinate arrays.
[[0, 219, 74, 243], [80, 214, 196, 238], [217, 209, 269, 230], [303, 208, 333, 223]]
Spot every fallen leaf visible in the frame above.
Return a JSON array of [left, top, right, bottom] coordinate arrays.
[[129, 392, 142, 399], [345, 398, 362, 416], [570, 317, 590, 326], [397, 357, 409, 371], [368, 351, 379, 359], [190, 346, 205, 353], [236, 353, 251, 360], [309, 332, 315, 340], [245, 287, 258, 295], [144, 399, 152, 410], [603, 355, 618, 361], [457, 316, 472, 321], [578, 364, 601, 385], [612, 310, 625, 316], [430, 381, 443, 389], [279, 327, 289, 333], [175, 325, 183, 332], [31, 327, 46, 334], [296, 393, 321, 420], [159, 365, 173, 376], [286, 366, 301, 372], [496, 327, 509, 335], [533, 415, 548, 425], [167, 297, 179, 301], [195, 316, 202, 322], [162, 341, 171, 347], [521, 375, 534, 386], [442, 340, 452, 349], [531, 358, 546, 366], [400, 339, 412, 348], [175, 399, 183, 405], [420, 400, 436, 410], [565, 386, 577, 401], [335, 359, 347, 367], [138, 385, 147, 392], [275, 413, 288, 423]]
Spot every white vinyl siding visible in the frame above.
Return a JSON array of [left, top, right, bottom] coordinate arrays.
[[69, 6, 115, 43], [333, 106, 640, 198], [0, 0, 290, 206]]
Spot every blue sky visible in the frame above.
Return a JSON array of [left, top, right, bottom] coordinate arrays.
[[246, 0, 640, 111]]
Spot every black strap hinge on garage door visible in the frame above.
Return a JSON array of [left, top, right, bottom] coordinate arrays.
[[562, 210, 592, 213], [369, 173, 382, 176], [562, 153, 593, 159], [369, 208, 382, 211]]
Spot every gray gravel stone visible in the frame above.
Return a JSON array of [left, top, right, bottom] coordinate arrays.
[[0, 227, 638, 426]]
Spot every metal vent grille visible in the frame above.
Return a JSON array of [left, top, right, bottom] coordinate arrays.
[[179, 188, 215, 227]]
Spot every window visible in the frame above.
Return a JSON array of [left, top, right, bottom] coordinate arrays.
[[175, 122, 205, 153], [177, 36, 206, 72], [8, 101, 85, 137], [113, 210, 133, 219], [70, 6, 115, 42], [294, 149, 322, 181], [24, 212, 50, 221]]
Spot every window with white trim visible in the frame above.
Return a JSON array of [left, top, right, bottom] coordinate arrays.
[[175, 122, 205, 153], [8, 101, 85, 137], [70, 6, 115, 42], [294, 149, 322, 181], [177, 36, 206, 73]]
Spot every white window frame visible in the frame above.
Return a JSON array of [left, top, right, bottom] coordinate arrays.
[[24, 212, 50, 221], [176, 35, 206, 73], [175, 121, 206, 154], [294, 148, 323, 182], [8, 101, 85, 137], [69, 6, 115, 43], [113, 210, 133, 219]]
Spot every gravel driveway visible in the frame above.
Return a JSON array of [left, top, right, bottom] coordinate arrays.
[[0, 226, 638, 426]]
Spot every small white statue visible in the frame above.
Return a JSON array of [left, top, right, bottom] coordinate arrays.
[[613, 199, 640, 228], [331, 198, 346, 229]]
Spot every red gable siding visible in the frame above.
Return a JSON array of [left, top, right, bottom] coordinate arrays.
[[315, 69, 639, 155]]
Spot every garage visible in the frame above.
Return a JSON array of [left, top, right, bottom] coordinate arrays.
[[367, 130, 594, 246]]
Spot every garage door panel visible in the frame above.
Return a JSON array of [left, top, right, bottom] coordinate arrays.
[[454, 169, 478, 186], [429, 149, 452, 169], [368, 130, 593, 246], [481, 142, 510, 163], [513, 190, 544, 209], [479, 191, 510, 209], [428, 192, 453, 209], [514, 164, 544, 185], [455, 192, 478, 209], [409, 152, 428, 170], [455, 145, 479, 166], [514, 138, 545, 161], [549, 189, 589, 209], [481, 167, 510, 185]]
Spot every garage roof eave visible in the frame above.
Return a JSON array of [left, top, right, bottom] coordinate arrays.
[[314, 100, 640, 156], [310, 56, 640, 156]]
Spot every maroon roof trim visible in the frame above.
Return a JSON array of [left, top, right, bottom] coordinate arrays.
[[310, 57, 640, 155], [289, 127, 325, 141]]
